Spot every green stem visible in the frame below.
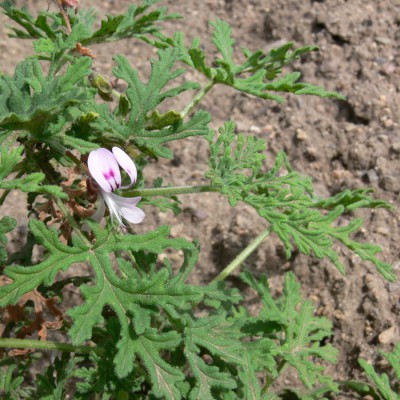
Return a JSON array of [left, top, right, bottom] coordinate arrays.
[[112, 89, 121, 99], [261, 359, 287, 394], [65, 150, 89, 174], [181, 81, 214, 118], [211, 227, 272, 283], [54, 197, 90, 245], [0, 338, 103, 355], [124, 184, 220, 198]]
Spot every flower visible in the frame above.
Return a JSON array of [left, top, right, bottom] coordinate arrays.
[[87, 147, 145, 227]]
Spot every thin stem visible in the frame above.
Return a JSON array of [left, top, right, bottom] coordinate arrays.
[[54, 197, 91, 246], [261, 360, 287, 394], [0, 338, 103, 355], [124, 184, 220, 198], [211, 227, 272, 283], [112, 89, 121, 99], [65, 150, 89, 174], [181, 81, 214, 118]]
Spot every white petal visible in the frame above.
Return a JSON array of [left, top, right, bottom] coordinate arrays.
[[104, 192, 144, 225], [112, 147, 137, 188], [103, 192, 124, 226], [88, 148, 121, 193], [120, 206, 145, 224], [81, 197, 106, 232], [107, 192, 141, 207], [90, 197, 106, 222]]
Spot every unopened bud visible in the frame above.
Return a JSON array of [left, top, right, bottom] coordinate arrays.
[[89, 73, 113, 101]]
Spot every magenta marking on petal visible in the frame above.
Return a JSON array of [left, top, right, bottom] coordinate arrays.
[[88, 148, 121, 193]]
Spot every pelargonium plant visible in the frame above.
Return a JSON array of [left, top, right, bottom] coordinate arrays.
[[0, 1, 398, 399]]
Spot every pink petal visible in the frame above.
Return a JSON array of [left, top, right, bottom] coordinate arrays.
[[112, 147, 137, 188], [88, 148, 121, 193]]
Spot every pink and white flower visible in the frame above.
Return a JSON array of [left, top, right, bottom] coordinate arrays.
[[87, 147, 145, 227]]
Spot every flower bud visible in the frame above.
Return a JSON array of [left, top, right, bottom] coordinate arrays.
[[89, 73, 113, 101]]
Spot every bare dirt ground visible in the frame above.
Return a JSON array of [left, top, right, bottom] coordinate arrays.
[[1, 0, 399, 395]]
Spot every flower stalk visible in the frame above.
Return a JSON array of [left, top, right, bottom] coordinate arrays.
[[211, 226, 272, 283], [0, 338, 103, 355], [125, 184, 221, 198], [181, 81, 214, 118]]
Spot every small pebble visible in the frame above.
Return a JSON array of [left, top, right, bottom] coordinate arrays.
[[296, 128, 308, 141], [390, 142, 400, 154], [375, 36, 392, 45], [378, 326, 398, 344]]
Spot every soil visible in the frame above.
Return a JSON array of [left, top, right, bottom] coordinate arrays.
[[1, 0, 399, 397]]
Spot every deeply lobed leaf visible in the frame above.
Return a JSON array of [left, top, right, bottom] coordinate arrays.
[[161, 19, 345, 102], [206, 122, 395, 280], [90, 49, 210, 158]]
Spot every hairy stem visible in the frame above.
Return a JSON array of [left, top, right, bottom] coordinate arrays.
[[261, 360, 287, 394], [211, 226, 272, 283], [125, 184, 220, 198], [54, 197, 91, 245], [0, 338, 103, 355], [181, 81, 214, 118]]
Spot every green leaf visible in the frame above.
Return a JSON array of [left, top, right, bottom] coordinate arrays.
[[1, 1, 179, 46], [359, 343, 400, 400], [0, 360, 33, 399], [0, 219, 203, 394], [0, 57, 92, 135], [82, 1, 180, 46], [265, 72, 346, 100], [327, 215, 396, 281], [0, 145, 67, 199], [162, 20, 344, 102], [211, 19, 235, 80], [238, 353, 263, 400], [91, 50, 210, 158], [145, 109, 182, 130], [184, 314, 245, 366], [242, 271, 338, 390], [0, 145, 23, 180], [186, 351, 237, 400], [36, 354, 83, 400], [116, 328, 184, 399], [113, 50, 197, 132], [206, 122, 395, 280], [211, 19, 234, 64], [205, 121, 267, 206], [0, 173, 67, 199], [313, 188, 392, 211], [0, 217, 16, 265], [0, 3, 63, 39]]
